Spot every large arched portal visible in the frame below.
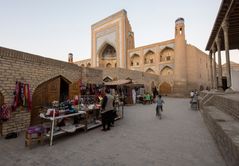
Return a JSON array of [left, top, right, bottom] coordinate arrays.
[[160, 82, 171, 95], [31, 76, 73, 125], [99, 44, 117, 68]]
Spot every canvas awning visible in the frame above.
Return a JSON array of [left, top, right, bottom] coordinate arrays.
[[104, 79, 132, 86]]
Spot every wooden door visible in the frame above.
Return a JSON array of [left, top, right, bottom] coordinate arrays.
[[69, 81, 80, 100], [160, 82, 171, 95], [31, 77, 60, 125]]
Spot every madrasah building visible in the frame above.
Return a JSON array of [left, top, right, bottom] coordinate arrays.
[[75, 9, 211, 96]]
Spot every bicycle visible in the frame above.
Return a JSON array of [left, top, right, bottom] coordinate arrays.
[[156, 105, 162, 119]]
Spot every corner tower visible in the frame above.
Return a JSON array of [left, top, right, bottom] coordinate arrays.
[[173, 18, 187, 96]]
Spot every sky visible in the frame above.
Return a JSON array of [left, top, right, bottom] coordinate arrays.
[[0, 0, 238, 63]]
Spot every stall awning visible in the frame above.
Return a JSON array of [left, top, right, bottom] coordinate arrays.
[[104, 79, 132, 86]]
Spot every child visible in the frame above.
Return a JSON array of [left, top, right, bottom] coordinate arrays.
[[156, 95, 164, 119]]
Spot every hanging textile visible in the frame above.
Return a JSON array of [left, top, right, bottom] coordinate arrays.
[[12, 81, 32, 112], [0, 103, 10, 121]]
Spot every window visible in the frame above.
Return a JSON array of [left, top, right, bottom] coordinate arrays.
[[136, 62, 139, 66], [150, 59, 153, 63], [131, 61, 133, 66]]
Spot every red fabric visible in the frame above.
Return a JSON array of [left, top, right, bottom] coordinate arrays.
[[0, 103, 10, 121]]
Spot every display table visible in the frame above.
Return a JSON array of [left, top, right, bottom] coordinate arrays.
[[40, 111, 86, 146]]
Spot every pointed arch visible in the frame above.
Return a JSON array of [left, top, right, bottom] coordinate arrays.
[[97, 41, 117, 55], [146, 68, 155, 73], [106, 63, 112, 68], [103, 76, 113, 82], [130, 53, 140, 66], [98, 42, 117, 68], [144, 50, 155, 64], [87, 63, 91, 67], [31, 75, 71, 125], [160, 47, 174, 62], [160, 66, 173, 76]]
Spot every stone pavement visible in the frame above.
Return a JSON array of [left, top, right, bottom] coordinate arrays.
[[0, 97, 226, 166]]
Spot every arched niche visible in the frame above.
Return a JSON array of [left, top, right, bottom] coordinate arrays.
[[81, 64, 85, 67], [160, 47, 174, 62], [87, 63, 91, 67], [31, 75, 72, 125], [130, 53, 140, 66], [106, 63, 112, 68], [144, 50, 155, 64], [160, 66, 173, 76], [99, 43, 117, 68]]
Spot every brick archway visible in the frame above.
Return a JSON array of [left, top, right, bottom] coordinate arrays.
[[31, 75, 71, 125], [160, 82, 171, 95]]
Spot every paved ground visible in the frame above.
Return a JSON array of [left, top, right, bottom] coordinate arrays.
[[0, 97, 226, 166]]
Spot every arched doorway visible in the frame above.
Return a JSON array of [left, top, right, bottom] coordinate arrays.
[[160, 82, 171, 95], [31, 76, 71, 125]]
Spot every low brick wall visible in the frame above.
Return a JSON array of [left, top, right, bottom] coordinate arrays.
[[2, 109, 30, 135], [201, 92, 239, 166], [202, 106, 239, 166], [205, 93, 239, 120]]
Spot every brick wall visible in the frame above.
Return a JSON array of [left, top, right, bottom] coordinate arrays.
[[204, 93, 239, 120], [200, 92, 239, 166], [0, 47, 102, 135]]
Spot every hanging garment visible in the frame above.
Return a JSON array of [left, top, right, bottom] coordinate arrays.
[[12, 81, 32, 112]]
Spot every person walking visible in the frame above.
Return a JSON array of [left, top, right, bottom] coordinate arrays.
[[156, 95, 164, 119]]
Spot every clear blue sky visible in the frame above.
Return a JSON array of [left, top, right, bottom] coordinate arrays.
[[0, 0, 238, 63]]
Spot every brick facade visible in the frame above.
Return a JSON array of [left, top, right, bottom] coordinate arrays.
[[0, 47, 102, 135]]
